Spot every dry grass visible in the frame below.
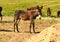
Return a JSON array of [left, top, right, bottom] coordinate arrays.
[[25, 23, 60, 42], [0, 17, 60, 42]]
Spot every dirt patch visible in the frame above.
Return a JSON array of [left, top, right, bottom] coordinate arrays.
[[0, 17, 60, 42], [25, 23, 60, 42]]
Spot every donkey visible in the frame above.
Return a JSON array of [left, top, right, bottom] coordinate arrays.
[[14, 6, 41, 33], [0, 6, 2, 21], [57, 10, 60, 17], [47, 7, 51, 16]]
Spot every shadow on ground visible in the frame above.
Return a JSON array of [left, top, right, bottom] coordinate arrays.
[[0, 29, 13, 32], [0, 21, 13, 23], [24, 31, 40, 34]]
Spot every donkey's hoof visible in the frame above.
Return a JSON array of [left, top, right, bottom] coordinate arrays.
[[17, 31, 19, 32], [14, 30, 15, 32], [30, 32, 32, 33], [34, 32, 40, 33]]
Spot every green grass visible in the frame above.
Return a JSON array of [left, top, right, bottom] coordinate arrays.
[[0, 0, 60, 16]]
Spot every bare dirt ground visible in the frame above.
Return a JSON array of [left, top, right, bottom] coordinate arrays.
[[0, 17, 60, 42], [25, 23, 60, 42]]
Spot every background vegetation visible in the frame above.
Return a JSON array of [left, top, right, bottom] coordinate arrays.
[[0, 0, 60, 16]]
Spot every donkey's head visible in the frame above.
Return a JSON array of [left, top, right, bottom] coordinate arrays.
[[30, 9, 41, 19], [36, 5, 43, 9], [36, 5, 43, 19]]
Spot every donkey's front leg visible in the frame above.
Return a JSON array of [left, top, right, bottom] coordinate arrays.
[[32, 22, 35, 33], [29, 22, 32, 33], [32, 20, 35, 33], [14, 22, 15, 32], [30, 19, 35, 33]]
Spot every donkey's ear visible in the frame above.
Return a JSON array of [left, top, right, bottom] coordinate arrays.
[[36, 5, 39, 8], [41, 6, 43, 9], [0, 6, 2, 10]]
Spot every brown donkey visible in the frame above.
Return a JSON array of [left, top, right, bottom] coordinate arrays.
[[0, 6, 2, 21], [47, 7, 51, 16], [57, 10, 60, 17], [14, 6, 41, 33]]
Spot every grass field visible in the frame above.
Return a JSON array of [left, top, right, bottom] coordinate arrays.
[[0, 0, 60, 16]]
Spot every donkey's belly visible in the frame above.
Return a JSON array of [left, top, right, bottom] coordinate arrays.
[[22, 17, 29, 20], [20, 14, 29, 20]]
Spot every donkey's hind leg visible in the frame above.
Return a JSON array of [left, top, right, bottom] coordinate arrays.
[[14, 18, 20, 32], [1, 16, 2, 21], [30, 22, 32, 33], [14, 18, 16, 32], [14, 15, 16, 32], [16, 18, 20, 32], [0, 15, 2, 21]]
